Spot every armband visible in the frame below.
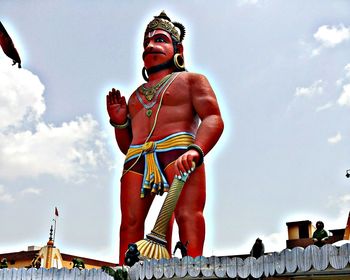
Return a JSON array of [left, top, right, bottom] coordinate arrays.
[[187, 144, 204, 166], [109, 118, 130, 129]]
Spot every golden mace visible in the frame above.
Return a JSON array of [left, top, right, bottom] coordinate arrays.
[[135, 170, 192, 260]]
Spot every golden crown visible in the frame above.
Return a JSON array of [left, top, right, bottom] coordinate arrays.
[[145, 11, 185, 42]]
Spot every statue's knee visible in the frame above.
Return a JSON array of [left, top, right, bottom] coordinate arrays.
[[120, 215, 144, 233], [175, 210, 203, 226]]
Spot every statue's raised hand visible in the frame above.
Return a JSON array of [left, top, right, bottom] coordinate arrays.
[[106, 88, 128, 124]]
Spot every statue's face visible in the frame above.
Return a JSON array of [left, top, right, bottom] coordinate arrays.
[[143, 29, 174, 69]]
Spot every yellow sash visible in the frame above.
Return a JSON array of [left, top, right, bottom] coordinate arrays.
[[125, 132, 194, 197]]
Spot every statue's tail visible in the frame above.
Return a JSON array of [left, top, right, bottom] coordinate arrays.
[[0, 21, 21, 68]]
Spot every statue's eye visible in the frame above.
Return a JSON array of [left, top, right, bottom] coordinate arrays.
[[155, 37, 165, 43]]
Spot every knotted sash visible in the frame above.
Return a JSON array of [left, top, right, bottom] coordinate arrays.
[[124, 132, 194, 197]]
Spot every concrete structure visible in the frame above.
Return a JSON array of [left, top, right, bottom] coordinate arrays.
[[0, 268, 113, 279], [128, 244, 350, 279], [286, 212, 350, 249], [0, 225, 116, 270], [0, 228, 116, 270], [2, 214, 350, 279], [0, 247, 116, 270]]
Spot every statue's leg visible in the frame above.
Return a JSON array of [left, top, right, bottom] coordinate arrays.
[[119, 171, 155, 264], [164, 164, 206, 257]]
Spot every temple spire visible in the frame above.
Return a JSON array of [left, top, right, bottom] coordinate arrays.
[[47, 225, 54, 246]]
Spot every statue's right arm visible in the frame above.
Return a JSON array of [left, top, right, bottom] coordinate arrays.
[[106, 88, 132, 154]]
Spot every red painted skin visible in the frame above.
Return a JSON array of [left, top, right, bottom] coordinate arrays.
[[107, 29, 224, 264]]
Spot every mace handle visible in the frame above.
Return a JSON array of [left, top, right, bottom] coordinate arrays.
[[147, 172, 190, 242]]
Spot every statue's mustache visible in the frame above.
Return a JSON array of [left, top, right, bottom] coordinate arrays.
[[142, 50, 165, 60]]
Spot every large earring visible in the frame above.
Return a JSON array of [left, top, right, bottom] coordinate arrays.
[[173, 54, 185, 71], [142, 67, 149, 82]]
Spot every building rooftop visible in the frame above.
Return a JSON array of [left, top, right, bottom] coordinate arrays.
[[0, 249, 116, 269]]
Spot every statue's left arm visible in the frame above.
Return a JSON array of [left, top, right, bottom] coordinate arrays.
[[175, 73, 224, 174]]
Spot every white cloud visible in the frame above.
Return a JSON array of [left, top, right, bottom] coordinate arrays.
[[0, 60, 109, 182], [0, 61, 45, 129], [311, 48, 321, 57], [214, 230, 287, 256], [20, 187, 42, 195], [337, 84, 350, 106], [335, 64, 350, 107], [326, 194, 350, 230], [316, 102, 333, 112], [345, 63, 350, 77], [314, 25, 350, 48], [295, 80, 324, 97], [0, 115, 108, 181], [339, 194, 350, 203], [327, 132, 342, 144], [0, 185, 14, 203], [311, 25, 350, 56], [237, 0, 259, 6], [259, 231, 287, 253], [336, 79, 343, 87]]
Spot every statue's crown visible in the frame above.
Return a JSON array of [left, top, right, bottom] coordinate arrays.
[[145, 11, 186, 42]]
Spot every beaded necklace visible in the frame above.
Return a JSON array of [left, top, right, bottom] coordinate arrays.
[[140, 74, 172, 101], [136, 73, 175, 117]]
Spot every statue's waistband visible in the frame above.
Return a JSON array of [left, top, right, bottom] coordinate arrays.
[[125, 132, 195, 197]]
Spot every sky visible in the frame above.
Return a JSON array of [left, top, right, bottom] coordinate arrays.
[[0, 0, 350, 264]]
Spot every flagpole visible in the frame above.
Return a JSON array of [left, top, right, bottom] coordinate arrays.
[[53, 217, 57, 245], [53, 207, 58, 245]]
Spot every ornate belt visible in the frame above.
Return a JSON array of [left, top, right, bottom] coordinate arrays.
[[125, 132, 194, 197]]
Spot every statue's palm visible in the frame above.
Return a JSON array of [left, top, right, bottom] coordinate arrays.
[[107, 88, 128, 124]]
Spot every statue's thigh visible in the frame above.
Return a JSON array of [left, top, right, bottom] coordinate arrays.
[[164, 163, 206, 213]]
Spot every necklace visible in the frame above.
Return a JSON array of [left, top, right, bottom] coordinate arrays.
[[136, 73, 175, 117], [140, 74, 172, 101]]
